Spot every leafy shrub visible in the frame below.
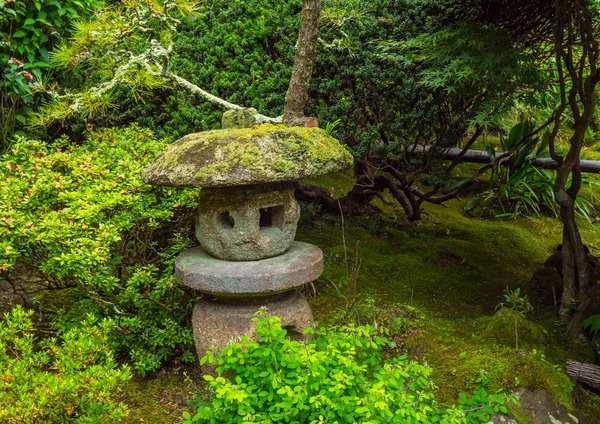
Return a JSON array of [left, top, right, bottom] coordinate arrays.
[[29, 0, 205, 136], [185, 312, 512, 423], [465, 122, 598, 220], [81, 0, 300, 140], [0, 125, 197, 374], [0, 305, 131, 423], [0, 0, 102, 146]]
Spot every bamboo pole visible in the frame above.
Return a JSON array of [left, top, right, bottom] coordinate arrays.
[[407, 145, 600, 173]]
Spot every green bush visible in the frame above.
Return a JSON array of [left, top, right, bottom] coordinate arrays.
[[0, 305, 131, 423], [0, 125, 198, 374], [86, 0, 300, 140], [185, 312, 512, 423]]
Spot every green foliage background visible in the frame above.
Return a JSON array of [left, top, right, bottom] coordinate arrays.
[[72, 0, 536, 170], [1, 0, 599, 420], [0, 0, 102, 146], [85, 0, 464, 148]]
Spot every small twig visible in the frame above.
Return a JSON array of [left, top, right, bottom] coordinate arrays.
[[348, 241, 361, 305], [337, 198, 348, 274]]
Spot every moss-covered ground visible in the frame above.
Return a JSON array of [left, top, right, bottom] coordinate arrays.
[[296, 195, 600, 421], [116, 365, 207, 423], [53, 186, 593, 422]]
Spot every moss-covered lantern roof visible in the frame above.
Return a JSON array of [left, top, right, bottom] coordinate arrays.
[[142, 124, 353, 187]]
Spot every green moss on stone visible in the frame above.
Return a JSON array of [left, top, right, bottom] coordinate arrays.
[[195, 161, 230, 181], [301, 171, 356, 198], [221, 108, 258, 129], [272, 158, 296, 173], [142, 124, 353, 187], [508, 405, 531, 423], [482, 309, 549, 348]]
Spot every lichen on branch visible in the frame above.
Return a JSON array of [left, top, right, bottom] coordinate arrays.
[[29, 0, 280, 128]]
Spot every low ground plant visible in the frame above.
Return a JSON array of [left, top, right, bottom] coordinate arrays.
[[186, 311, 513, 424], [0, 305, 131, 422], [495, 287, 534, 350]]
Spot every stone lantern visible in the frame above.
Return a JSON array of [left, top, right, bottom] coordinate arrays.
[[142, 118, 352, 360]]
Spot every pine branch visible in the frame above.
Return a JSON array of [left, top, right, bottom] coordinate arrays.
[[160, 71, 281, 123], [33, 42, 280, 127], [31, 0, 281, 128]]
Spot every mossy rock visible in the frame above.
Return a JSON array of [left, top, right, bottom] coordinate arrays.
[[221, 108, 258, 129], [483, 309, 549, 348], [142, 124, 354, 187]]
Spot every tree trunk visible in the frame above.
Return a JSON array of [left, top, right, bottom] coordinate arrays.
[[284, 0, 322, 125], [567, 360, 600, 393], [550, 0, 599, 329], [556, 98, 595, 324], [559, 217, 578, 321]]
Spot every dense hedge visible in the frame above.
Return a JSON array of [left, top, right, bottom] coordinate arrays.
[[84, 0, 463, 147], [0, 306, 130, 422], [86, 0, 300, 139]]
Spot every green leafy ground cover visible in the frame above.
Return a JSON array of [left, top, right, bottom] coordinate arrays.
[[0, 127, 198, 374], [0, 306, 130, 423], [188, 313, 512, 423]]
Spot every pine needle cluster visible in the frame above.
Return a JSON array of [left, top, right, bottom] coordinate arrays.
[[30, 0, 200, 128]]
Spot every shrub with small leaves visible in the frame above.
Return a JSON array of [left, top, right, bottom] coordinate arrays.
[[0, 125, 198, 374], [185, 311, 513, 423], [0, 305, 131, 423]]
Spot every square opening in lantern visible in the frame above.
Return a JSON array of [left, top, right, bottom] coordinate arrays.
[[260, 205, 285, 230], [219, 211, 235, 229]]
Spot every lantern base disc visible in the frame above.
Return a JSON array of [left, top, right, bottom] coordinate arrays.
[[175, 241, 323, 296]]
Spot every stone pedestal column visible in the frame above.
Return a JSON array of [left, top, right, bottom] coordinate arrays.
[[175, 241, 322, 359], [191, 291, 313, 356]]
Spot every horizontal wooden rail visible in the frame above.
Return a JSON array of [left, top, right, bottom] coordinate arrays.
[[407, 145, 600, 173]]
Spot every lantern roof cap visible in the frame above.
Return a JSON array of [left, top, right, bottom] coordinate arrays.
[[142, 124, 353, 187]]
